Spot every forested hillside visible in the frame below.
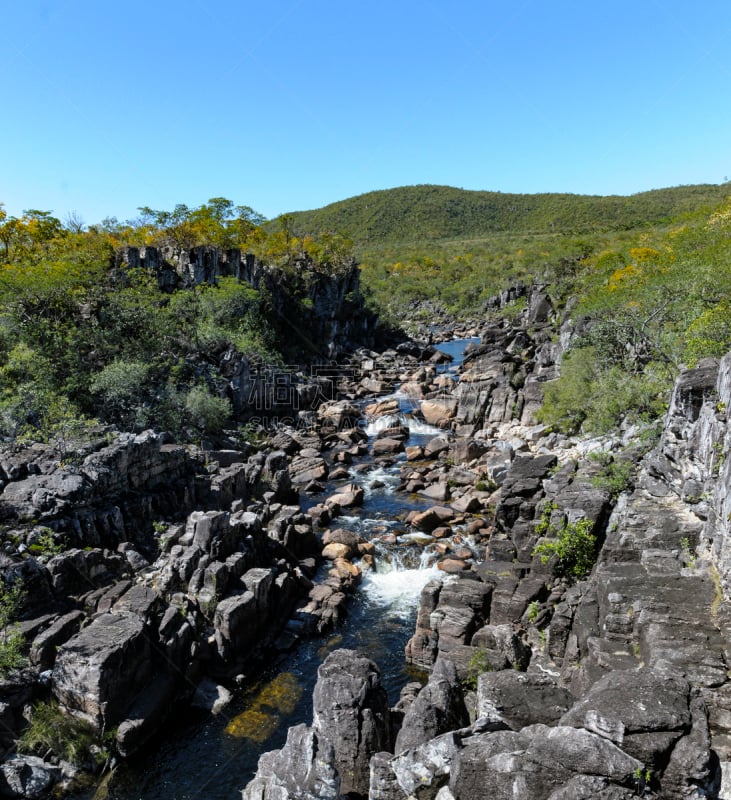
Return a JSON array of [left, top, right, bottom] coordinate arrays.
[[285, 184, 731, 437], [283, 183, 731, 321], [284, 183, 730, 242]]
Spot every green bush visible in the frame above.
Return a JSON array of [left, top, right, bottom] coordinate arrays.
[[184, 386, 232, 435], [532, 506, 597, 580], [463, 648, 492, 691], [589, 452, 634, 499], [538, 347, 670, 434]]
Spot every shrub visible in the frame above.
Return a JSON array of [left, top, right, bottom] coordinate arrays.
[[0, 579, 26, 677], [463, 648, 492, 691], [538, 347, 670, 434], [532, 506, 597, 580], [184, 386, 232, 435], [589, 452, 634, 499], [89, 358, 151, 425]]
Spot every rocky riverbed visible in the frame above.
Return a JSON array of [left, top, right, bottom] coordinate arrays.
[[3, 285, 731, 799]]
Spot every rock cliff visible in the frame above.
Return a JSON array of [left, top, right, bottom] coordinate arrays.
[[116, 245, 377, 361]]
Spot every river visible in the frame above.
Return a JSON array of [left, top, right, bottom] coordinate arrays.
[[89, 337, 478, 800]]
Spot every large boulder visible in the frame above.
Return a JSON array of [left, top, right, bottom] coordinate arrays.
[[213, 592, 258, 658], [242, 724, 340, 800], [395, 658, 469, 754], [312, 649, 392, 798], [477, 671, 574, 730], [0, 756, 61, 800], [52, 611, 152, 729], [560, 669, 693, 767]]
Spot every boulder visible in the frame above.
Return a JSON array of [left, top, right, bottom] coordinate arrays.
[[322, 542, 353, 561], [312, 649, 392, 797], [0, 756, 60, 800], [116, 672, 176, 757], [290, 455, 329, 485], [52, 611, 152, 729], [470, 623, 530, 670], [395, 658, 469, 753], [29, 610, 85, 670], [405, 445, 425, 461], [477, 671, 574, 730], [325, 483, 365, 509], [421, 400, 458, 428], [424, 437, 450, 458], [385, 732, 462, 799], [364, 399, 400, 417], [421, 482, 451, 502], [191, 678, 233, 714], [317, 400, 362, 428], [560, 669, 692, 766], [373, 438, 405, 456], [242, 724, 340, 800], [214, 592, 258, 658]]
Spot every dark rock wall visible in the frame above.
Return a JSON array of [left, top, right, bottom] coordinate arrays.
[[115, 245, 376, 361]]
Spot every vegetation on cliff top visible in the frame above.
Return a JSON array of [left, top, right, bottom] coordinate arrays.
[[0, 199, 357, 446]]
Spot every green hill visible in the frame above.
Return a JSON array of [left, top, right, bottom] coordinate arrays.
[[283, 183, 730, 243]]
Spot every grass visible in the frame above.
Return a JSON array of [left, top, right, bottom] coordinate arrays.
[[18, 700, 107, 767]]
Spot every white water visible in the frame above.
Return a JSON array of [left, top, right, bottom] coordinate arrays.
[[363, 414, 400, 436], [363, 412, 444, 439], [404, 418, 446, 437], [360, 562, 440, 612]]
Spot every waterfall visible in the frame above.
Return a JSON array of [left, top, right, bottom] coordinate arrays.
[[363, 411, 445, 439]]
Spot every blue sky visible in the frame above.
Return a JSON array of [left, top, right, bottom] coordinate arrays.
[[3, 0, 731, 224]]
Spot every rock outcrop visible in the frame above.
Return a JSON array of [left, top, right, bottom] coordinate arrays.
[[116, 245, 377, 361], [243, 649, 391, 800]]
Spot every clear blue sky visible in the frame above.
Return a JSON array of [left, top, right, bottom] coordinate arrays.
[[3, 0, 731, 225]]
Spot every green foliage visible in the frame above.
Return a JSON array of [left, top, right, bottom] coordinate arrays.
[[27, 528, 64, 559], [283, 184, 731, 245], [532, 505, 598, 580], [684, 301, 731, 365], [3, 185, 731, 447], [537, 347, 670, 434], [589, 452, 635, 499], [532, 198, 731, 434], [0, 202, 302, 440], [184, 386, 232, 436], [680, 537, 697, 568], [18, 700, 103, 767], [0, 578, 26, 678], [90, 359, 151, 419], [280, 183, 731, 320], [463, 648, 492, 691]]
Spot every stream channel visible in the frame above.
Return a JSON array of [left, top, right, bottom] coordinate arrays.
[[86, 337, 478, 800]]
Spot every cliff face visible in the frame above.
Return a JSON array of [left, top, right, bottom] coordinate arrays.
[[115, 245, 377, 361]]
